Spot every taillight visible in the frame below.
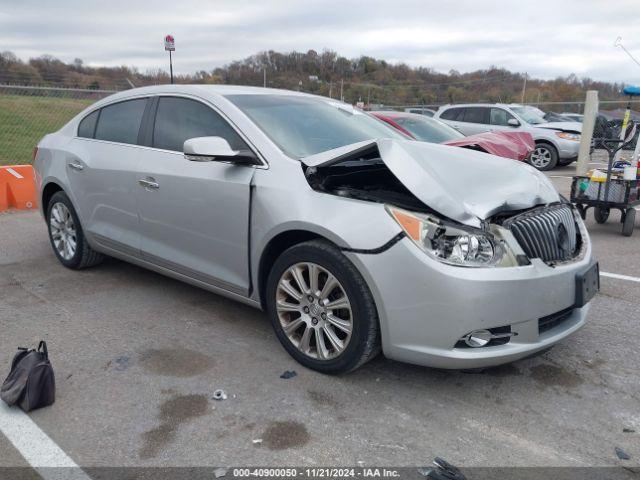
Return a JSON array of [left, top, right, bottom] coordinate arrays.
[[32, 147, 38, 162]]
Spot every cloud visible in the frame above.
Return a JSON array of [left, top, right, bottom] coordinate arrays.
[[1, 0, 639, 82]]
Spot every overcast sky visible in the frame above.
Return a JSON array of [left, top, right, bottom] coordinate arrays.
[[2, 0, 640, 83]]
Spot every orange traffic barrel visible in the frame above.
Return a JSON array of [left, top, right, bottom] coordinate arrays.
[[0, 165, 38, 211]]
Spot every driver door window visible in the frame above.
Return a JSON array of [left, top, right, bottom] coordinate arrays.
[[152, 97, 248, 152], [490, 108, 516, 127]]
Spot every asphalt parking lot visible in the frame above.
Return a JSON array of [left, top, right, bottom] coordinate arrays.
[[1, 163, 639, 476]]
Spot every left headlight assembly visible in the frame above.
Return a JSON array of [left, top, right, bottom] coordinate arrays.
[[386, 206, 506, 267]]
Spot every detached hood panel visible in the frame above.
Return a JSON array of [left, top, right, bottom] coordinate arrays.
[[303, 139, 560, 227]]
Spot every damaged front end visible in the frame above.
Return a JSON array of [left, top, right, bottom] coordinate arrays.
[[302, 138, 585, 268]]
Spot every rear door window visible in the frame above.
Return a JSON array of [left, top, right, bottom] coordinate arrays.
[[94, 99, 147, 145], [152, 97, 248, 152], [462, 107, 488, 124], [77, 110, 99, 138]]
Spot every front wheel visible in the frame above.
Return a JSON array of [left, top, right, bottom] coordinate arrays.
[[529, 143, 558, 171], [265, 240, 380, 374], [594, 206, 610, 224], [622, 208, 636, 237]]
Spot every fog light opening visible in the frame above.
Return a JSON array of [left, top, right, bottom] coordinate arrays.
[[464, 329, 493, 348], [459, 328, 517, 348]]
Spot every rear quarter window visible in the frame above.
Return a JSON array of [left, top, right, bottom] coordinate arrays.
[[94, 98, 147, 145], [77, 110, 99, 138], [439, 108, 463, 121]]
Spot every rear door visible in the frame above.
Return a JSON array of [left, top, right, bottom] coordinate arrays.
[[135, 95, 256, 295], [68, 97, 149, 256]]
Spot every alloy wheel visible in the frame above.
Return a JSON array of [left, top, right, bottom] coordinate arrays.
[[276, 262, 353, 360], [49, 202, 77, 260], [530, 146, 552, 169]]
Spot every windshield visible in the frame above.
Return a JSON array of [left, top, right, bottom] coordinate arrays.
[[392, 115, 464, 143], [225, 94, 404, 158], [510, 106, 547, 125]]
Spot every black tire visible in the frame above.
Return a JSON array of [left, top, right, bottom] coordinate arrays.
[[265, 240, 380, 374], [530, 142, 558, 171], [46, 191, 104, 269], [622, 208, 636, 237], [594, 206, 610, 224], [558, 157, 575, 167]]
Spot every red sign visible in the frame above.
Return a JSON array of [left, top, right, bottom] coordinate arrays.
[[164, 35, 175, 51]]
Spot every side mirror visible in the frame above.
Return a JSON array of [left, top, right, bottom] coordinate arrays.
[[183, 136, 259, 165], [507, 118, 520, 127]]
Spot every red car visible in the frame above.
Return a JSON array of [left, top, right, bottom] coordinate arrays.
[[371, 111, 534, 161]]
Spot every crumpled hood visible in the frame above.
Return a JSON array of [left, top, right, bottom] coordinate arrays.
[[534, 121, 582, 134], [443, 131, 534, 161], [303, 138, 560, 227]]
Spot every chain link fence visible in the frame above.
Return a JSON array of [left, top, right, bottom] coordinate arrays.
[[0, 85, 117, 165]]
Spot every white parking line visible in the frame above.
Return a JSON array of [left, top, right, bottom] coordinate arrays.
[[5, 168, 24, 179], [0, 402, 90, 479], [601, 271, 640, 283]]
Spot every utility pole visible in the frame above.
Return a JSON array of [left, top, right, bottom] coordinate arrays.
[[521, 73, 527, 103], [367, 86, 371, 107], [340, 79, 344, 102], [263, 68, 266, 88], [329, 81, 333, 98]]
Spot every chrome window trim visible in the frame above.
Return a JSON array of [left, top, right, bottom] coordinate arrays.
[[73, 92, 269, 170]]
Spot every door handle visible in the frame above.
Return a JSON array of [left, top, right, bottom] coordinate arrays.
[[138, 178, 159, 190], [68, 162, 84, 171]]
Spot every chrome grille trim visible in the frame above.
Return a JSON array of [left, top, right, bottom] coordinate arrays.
[[503, 204, 578, 264]]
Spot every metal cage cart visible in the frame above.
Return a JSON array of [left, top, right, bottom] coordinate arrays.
[[571, 137, 639, 236], [571, 86, 640, 236]]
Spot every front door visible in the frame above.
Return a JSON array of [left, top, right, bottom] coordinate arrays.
[[135, 96, 256, 295]]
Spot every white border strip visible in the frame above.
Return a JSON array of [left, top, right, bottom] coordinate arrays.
[[5, 168, 24, 179], [0, 403, 90, 479], [601, 271, 640, 283]]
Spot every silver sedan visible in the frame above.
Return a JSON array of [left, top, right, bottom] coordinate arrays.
[[34, 85, 598, 373]]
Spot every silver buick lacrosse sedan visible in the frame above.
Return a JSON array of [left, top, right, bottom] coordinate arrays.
[[34, 85, 599, 373]]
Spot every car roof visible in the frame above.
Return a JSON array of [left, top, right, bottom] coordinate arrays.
[[371, 111, 432, 119], [88, 84, 327, 108], [439, 103, 514, 109]]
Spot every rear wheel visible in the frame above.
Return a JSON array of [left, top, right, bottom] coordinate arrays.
[[529, 143, 558, 171], [266, 240, 380, 374], [47, 191, 104, 269], [622, 208, 636, 237], [594, 206, 610, 224]]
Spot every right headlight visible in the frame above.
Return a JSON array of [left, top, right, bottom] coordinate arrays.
[[386, 205, 507, 267]]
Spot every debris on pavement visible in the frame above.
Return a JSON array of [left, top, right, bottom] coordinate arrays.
[[114, 355, 130, 371], [623, 428, 635, 433], [418, 457, 467, 480], [615, 447, 631, 460], [280, 370, 297, 379], [252, 438, 263, 444], [213, 467, 227, 478], [212, 389, 227, 401]]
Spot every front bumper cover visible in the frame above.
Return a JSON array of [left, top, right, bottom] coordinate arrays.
[[346, 236, 594, 369]]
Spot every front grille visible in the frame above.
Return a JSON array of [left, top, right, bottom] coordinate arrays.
[[539, 307, 574, 334], [503, 204, 579, 264]]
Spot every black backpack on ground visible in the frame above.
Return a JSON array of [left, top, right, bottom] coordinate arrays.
[[1, 341, 55, 412]]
